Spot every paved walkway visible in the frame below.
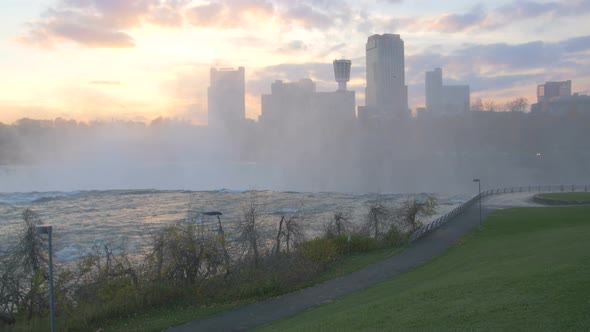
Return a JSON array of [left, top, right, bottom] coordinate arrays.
[[168, 195, 529, 332]]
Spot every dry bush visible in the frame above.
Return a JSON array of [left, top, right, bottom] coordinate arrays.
[[364, 198, 396, 240], [145, 222, 226, 286], [273, 207, 305, 255], [0, 209, 49, 325], [324, 211, 353, 239], [395, 195, 438, 232]]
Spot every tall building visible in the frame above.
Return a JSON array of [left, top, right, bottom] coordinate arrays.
[[425, 68, 443, 114], [364, 34, 408, 118], [208, 67, 245, 128], [537, 80, 571, 103], [424, 67, 470, 115]]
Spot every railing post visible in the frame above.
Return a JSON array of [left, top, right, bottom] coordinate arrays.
[[572, 184, 575, 192]]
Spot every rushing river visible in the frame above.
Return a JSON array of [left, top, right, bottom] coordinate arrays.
[[0, 190, 469, 263]]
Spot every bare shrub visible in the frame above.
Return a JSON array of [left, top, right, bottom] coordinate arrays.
[[324, 211, 353, 239], [0, 209, 49, 324], [237, 193, 262, 268], [364, 198, 396, 240], [273, 207, 305, 255], [396, 195, 438, 232], [145, 222, 225, 286]]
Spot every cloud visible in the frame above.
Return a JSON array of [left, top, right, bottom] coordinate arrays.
[[458, 73, 545, 93], [560, 35, 590, 53], [185, 2, 226, 27], [430, 5, 488, 32], [50, 20, 136, 47], [185, 0, 274, 28], [318, 42, 347, 58], [282, 3, 334, 29], [496, 1, 560, 18], [147, 0, 189, 27], [382, 1, 590, 34], [184, 0, 351, 31], [21, 0, 354, 47], [276, 40, 309, 53], [19, 0, 186, 48], [497, 0, 590, 20], [89, 81, 125, 85], [407, 34, 590, 78]]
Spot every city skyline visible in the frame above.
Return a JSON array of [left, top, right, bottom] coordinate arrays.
[[1, 0, 590, 124]]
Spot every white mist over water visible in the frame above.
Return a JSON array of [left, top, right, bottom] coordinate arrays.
[[0, 162, 273, 193]]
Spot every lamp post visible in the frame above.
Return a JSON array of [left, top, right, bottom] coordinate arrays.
[[35, 226, 55, 332], [201, 211, 223, 233], [473, 179, 482, 225], [201, 211, 230, 276]]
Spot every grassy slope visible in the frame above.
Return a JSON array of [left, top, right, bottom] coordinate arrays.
[[258, 206, 590, 331], [539, 192, 590, 201], [99, 247, 403, 332]]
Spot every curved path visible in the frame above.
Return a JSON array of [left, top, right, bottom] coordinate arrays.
[[169, 194, 539, 332]]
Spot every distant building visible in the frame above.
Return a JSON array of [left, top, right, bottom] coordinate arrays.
[[208, 67, 245, 128], [532, 92, 590, 114], [537, 80, 572, 103], [259, 60, 355, 128], [259, 80, 355, 128], [424, 67, 470, 115], [425, 68, 443, 114], [259, 78, 315, 126], [443, 85, 470, 114], [363, 34, 408, 120], [415, 107, 429, 119], [530, 80, 590, 114]]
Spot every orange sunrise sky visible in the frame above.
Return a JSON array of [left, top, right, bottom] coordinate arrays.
[[1, 0, 590, 124]]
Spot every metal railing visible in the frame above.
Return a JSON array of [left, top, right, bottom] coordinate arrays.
[[408, 184, 589, 242]]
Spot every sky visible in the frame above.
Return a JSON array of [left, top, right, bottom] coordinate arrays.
[[1, 0, 590, 124]]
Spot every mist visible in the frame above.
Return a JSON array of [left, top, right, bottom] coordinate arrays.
[[1, 106, 589, 194]]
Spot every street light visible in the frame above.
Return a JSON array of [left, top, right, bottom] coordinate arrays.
[[35, 226, 55, 332], [201, 211, 223, 233], [473, 179, 482, 225]]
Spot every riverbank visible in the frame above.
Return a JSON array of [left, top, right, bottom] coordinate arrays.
[[258, 205, 590, 331]]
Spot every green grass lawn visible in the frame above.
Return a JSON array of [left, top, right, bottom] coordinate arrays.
[[257, 206, 590, 331], [539, 192, 590, 202]]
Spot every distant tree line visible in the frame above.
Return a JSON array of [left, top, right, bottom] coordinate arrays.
[[470, 97, 529, 113]]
